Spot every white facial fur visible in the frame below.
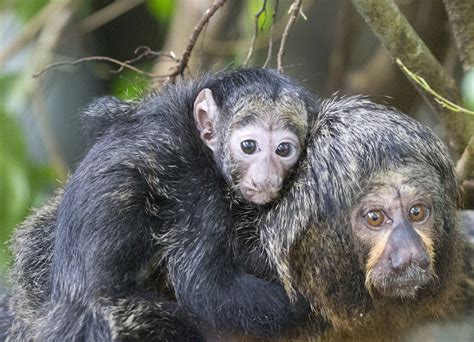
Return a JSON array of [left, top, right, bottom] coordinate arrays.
[[228, 124, 301, 204]]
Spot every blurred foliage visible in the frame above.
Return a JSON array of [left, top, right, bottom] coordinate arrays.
[[0, 110, 56, 268], [1, 0, 49, 20], [146, 0, 175, 23], [462, 69, 474, 111]]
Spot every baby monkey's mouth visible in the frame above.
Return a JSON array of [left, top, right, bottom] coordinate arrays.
[[240, 185, 279, 205]]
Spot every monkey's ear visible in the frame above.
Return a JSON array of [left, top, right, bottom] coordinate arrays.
[[194, 88, 219, 151]]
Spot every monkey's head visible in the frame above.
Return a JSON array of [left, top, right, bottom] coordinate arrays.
[[193, 69, 314, 205]]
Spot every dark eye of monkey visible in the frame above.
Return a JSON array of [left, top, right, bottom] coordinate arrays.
[[366, 210, 385, 228], [408, 204, 429, 223], [276, 143, 292, 157], [241, 140, 257, 154]]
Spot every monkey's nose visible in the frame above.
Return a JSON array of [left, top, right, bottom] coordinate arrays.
[[389, 249, 430, 271], [388, 254, 409, 272]]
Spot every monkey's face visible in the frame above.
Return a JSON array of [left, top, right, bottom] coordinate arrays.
[[227, 122, 302, 204], [351, 171, 437, 299]]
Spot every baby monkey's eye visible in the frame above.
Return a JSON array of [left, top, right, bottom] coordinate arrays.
[[241, 140, 257, 154], [366, 210, 385, 228], [275, 142, 292, 157], [408, 204, 429, 223]]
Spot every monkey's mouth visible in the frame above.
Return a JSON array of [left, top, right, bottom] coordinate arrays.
[[369, 266, 433, 299], [241, 187, 278, 205]]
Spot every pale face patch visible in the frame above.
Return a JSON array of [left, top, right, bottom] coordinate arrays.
[[228, 124, 301, 205]]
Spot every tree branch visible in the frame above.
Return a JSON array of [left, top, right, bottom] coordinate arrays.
[[277, 0, 303, 72], [351, 0, 474, 155], [263, 0, 279, 68], [169, 0, 228, 81], [443, 0, 474, 71], [33, 51, 177, 79], [244, 0, 268, 67]]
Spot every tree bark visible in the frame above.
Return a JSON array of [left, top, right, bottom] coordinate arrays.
[[443, 0, 474, 71]]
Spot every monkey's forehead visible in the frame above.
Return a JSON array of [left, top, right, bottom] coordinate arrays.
[[359, 167, 442, 200], [229, 109, 308, 142], [230, 94, 308, 121], [230, 89, 307, 109]]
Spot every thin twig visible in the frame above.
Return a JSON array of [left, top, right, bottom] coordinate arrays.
[[184, 0, 314, 57], [244, 0, 268, 67], [396, 59, 474, 116], [113, 46, 177, 73], [79, 0, 144, 33], [263, 0, 279, 68], [277, 0, 303, 72], [33, 46, 178, 78], [169, 0, 228, 82], [33, 56, 162, 78]]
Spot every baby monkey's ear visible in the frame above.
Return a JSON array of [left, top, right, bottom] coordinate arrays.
[[194, 88, 219, 151]]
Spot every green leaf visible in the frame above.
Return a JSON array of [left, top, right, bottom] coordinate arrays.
[[247, 0, 273, 31]]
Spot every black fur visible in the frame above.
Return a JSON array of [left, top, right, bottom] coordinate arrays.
[[7, 68, 318, 341]]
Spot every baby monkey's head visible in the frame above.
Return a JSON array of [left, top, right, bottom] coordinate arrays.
[[193, 69, 313, 205]]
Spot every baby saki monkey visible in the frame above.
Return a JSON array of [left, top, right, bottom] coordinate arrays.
[[258, 96, 468, 340], [6, 68, 317, 341]]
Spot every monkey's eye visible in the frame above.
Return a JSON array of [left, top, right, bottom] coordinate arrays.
[[276, 143, 292, 157], [366, 210, 385, 228], [241, 140, 257, 154], [408, 204, 429, 223]]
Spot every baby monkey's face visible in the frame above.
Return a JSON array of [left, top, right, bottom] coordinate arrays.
[[351, 171, 437, 299], [228, 122, 301, 205]]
